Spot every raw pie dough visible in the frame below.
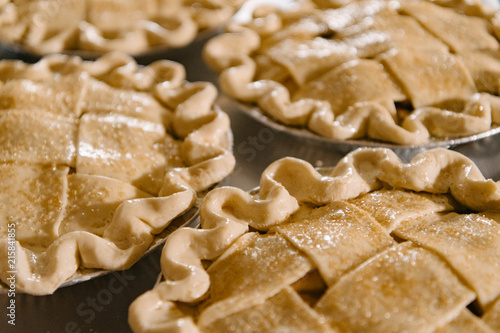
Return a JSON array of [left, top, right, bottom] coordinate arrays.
[[129, 148, 500, 333], [0, 0, 245, 55], [204, 0, 500, 144], [0, 52, 235, 295]]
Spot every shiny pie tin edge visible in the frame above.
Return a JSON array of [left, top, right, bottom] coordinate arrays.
[[0, 107, 233, 294], [0, 26, 221, 63], [0, 204, 200, 294], [227, 96, 500, 152]]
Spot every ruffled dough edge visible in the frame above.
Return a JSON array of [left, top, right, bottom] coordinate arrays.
[[203, 2, 500, 145], [0, 52, 236, 295], [128, 147, 500, 333], [0, 0, 245, 55]]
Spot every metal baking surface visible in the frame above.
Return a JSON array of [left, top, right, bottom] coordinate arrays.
[[3, 39, 500, 333], [2, 93, 499, 331], [2, 2, 500, 333]]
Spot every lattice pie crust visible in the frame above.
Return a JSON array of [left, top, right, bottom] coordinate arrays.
[[0, 0, 244, 54], [129, 148, 500, 333], [204, 0, 500, 144], [0, 52, 235, 295]]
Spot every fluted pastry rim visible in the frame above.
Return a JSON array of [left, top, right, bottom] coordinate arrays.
[[128, 147, 500, 332], [0, 52, 235, 295]]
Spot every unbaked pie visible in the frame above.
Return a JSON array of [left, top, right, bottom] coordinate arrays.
[[204, 0, 500, 145], [129, 148, 500, 332], [0, 0, 245, 55], [0, 52, 235, 295]]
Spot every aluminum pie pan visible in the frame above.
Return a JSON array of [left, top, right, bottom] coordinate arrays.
[[0, 130, 233, 292], [0, 100, 233, 293], [0, 0, 299, 63], [59, 202, 201, 288], [230, 97, 500, 152], [56, 129, 233, 287], [0, 198, 200, 294], [0, 26, 220, 63], [151, 164, 341, 288], [0, 125, 233, 292], [217, 0, 500, 156]]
